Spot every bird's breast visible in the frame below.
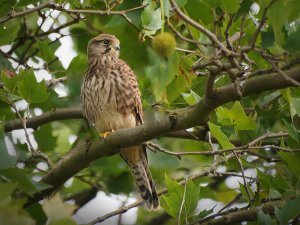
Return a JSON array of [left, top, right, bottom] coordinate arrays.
[[82, 72, 135, 133]]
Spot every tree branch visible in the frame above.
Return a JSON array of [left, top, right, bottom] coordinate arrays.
[[169, 0, 232, 56], [4, 107, 83, 132], [193, 200, 285, 225], [0, 2, 147, 24], [21, 66, 300, 207]]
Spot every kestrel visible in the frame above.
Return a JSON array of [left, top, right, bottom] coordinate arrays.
[[81, 34, 159, 209]]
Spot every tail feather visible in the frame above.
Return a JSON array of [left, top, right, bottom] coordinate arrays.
[[120, 146, 159, 209], [131, 163, 153, 208], [141, 147, 159, 209]]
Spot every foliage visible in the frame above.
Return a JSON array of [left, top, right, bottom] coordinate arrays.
[[0, 0, 300, 224]]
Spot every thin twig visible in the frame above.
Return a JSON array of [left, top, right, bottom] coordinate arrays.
[[224, 14, 235, 50], [267, 60, 300, 86], [168, 21, 209, 46], [237, 15, 246, 48], [217, 193, 243, 213], [169, 0, 233, 56], [0, 2, 52, 24], [0, 2, 147, 24], [213, 171, 257, 181], [46, 77, 68, 87], [8, 98, 53, 168], [248, 0, 275, 47], [208, 131, 218, 162], [146, 140, 300, 158], [233, 151, 252, 204], [190, 199, 285, 225]]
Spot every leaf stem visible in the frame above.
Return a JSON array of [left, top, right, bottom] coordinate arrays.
[[160, 0, 165, 33], [178, 177, 187, 225]]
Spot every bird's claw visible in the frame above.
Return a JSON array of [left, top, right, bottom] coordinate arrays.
[[100, 130, 115, 139]]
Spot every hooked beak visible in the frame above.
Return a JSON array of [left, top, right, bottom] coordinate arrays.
[[114, 44, 120, 51]]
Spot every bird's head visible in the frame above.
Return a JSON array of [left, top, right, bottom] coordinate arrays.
[[87, 34, 120, 59]]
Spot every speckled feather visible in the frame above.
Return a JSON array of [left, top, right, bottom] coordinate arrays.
[[81, 34, 158, 209]]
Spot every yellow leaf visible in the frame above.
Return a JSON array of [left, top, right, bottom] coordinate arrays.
[[42, 193, 77, 221]]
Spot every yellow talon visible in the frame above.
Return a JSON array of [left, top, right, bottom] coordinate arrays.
[[100, 130, 115, 139]]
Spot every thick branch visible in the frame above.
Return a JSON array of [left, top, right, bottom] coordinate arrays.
[[39, 66, 300, 192], [4, 107, 82, 132]]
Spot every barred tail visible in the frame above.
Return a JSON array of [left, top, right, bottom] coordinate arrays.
[[120, 146, 159, 209], [141, 146, 159, 209]]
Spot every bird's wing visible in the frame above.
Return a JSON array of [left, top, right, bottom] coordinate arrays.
[[117, 59, 144, 126]]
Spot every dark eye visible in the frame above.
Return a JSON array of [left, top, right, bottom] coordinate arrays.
[[103, 40, 110, 45]]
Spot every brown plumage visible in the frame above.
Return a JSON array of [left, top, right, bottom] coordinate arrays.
[[81, 34, 159, 209]]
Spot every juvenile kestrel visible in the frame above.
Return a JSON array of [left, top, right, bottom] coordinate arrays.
[[81, 34, 159, 209]]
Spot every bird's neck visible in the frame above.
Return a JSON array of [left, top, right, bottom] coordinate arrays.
[[86, 54, 118, 78], [88, 54, 118, 66]]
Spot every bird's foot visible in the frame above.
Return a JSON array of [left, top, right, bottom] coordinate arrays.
[[100, 130, 115, 139]]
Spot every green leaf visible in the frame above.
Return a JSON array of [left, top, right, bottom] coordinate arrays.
[[257, 209, 274, 225], [163, 0, 172, 17], [275, 197, 300, 225], [176, 0, 188, 8], [220, 0, 240, 14], [17, 0, 38, 7], [146, 51, 178, 102], [0, 54, 13, 70], [231, 102, 256, 131], [141, 3, 162, 31], [261, 27, 275, 49], [53, 125, 72, 154], [161, 174, 200, 222], [48, 218, 78, 225], [0, 168, 51, 194], [0, 0, 16, 17], [36, 40, 56, 63], [283, 119, 299, 143], [208, 122, 235, 149], [181, 90, 201, 105], [0, 72, 20, 94], [268, 0, 288, 44], [284, 27, 300, 53], [0, 18, 20, 46], [235, 0, 253, 21], [0, 204, 35, 225], [165, 173, 183, 196], [259, 0, 272, 8], [26, 204, 47, 225], [257, 169, 272, 194], [184, 179, 200, 218], [286, 0, 300, 21], [216, 102, 256, 131], [106, 172, 133, 194], [191, 207, 214, 222], [0, 182, 17, 206], [66, 54, 87, 78], [216, 106, 233, 126], [34, 124, 57, 152], [257, 169, 287, 197], [185, 0, 214, 24], [0, 134, 18, 170], [91, 155, 126, 177], [278, 152, 300, 178], [239, 182, 254, 202], [282, 88, 300, 119], [0, 99, 14, 120], [17, 69, 49, 104]]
